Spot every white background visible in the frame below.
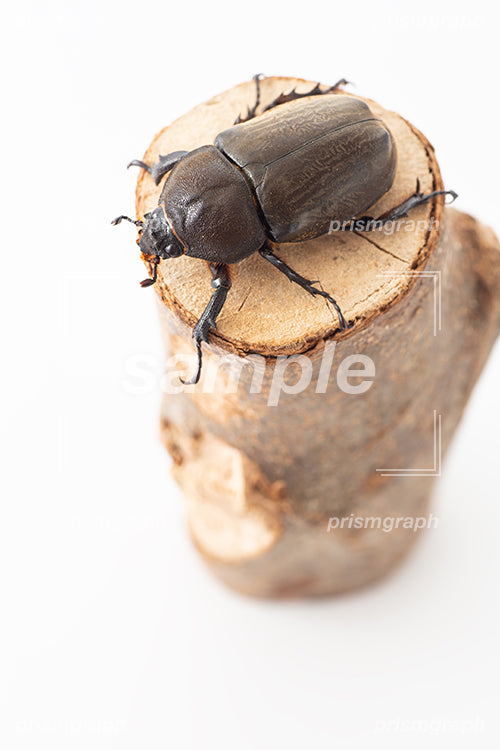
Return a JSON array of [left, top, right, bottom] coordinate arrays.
[[1, 1, 499, 748]]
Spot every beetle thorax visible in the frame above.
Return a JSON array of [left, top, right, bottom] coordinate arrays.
[[160, 145, 266, 264]]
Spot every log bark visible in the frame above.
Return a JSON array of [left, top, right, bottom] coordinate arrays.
[[135, 77, 500, 597]]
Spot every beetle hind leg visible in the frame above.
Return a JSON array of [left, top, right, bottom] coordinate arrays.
[[353, 180, 458, 230], [259, 244, 349, 330], [376, 180, 458, 223]]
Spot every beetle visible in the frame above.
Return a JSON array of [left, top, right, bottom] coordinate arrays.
[[113, 76, 456, 384]]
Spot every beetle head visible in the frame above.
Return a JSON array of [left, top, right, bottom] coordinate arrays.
[[137, 207, 184, 260], [111, 206, 184, 288]]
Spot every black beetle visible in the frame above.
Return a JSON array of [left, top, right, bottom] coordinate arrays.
[[113, 76, 456, 384]]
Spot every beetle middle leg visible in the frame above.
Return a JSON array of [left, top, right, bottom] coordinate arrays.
[[234, 74, 263, 124], [352, 180, 458, 230], [261, 78, 349, 114], [259, 243, 348, 330], [181, 263, 232, 386], [235, 76, 349, 124]]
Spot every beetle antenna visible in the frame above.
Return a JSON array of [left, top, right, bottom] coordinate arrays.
[[111, 215, 144, 228]]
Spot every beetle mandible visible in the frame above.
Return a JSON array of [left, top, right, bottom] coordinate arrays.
[[113, 76, 457, 384]]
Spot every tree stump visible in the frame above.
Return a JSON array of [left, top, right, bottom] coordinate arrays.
[[134, 77, 500, 597]]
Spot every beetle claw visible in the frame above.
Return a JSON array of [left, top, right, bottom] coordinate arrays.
[[127, 159, 152, 173], [179, 339, 203, 386], [328, 78, 351, 91]]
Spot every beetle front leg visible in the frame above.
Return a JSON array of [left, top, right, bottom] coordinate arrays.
[[127, 150, 189, 185], [139, 254, 160, 288], [259, 244, 348, 330], [352, 180, 458, 230], [181, 263, 232, 386]]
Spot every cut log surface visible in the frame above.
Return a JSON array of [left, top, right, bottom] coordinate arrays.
[[137, 78, 445, 354], [135, 77, 500, 597]]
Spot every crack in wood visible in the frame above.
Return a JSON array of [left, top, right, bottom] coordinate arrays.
[[353, 230, 409, 263]]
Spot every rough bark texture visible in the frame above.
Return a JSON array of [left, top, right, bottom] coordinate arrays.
[[134, 77, 500, 597]]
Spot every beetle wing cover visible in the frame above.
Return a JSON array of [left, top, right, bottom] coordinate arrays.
[[215, 95, 396, 242]]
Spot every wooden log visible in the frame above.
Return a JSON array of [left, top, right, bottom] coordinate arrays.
[[134, 77, 500, 597]]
